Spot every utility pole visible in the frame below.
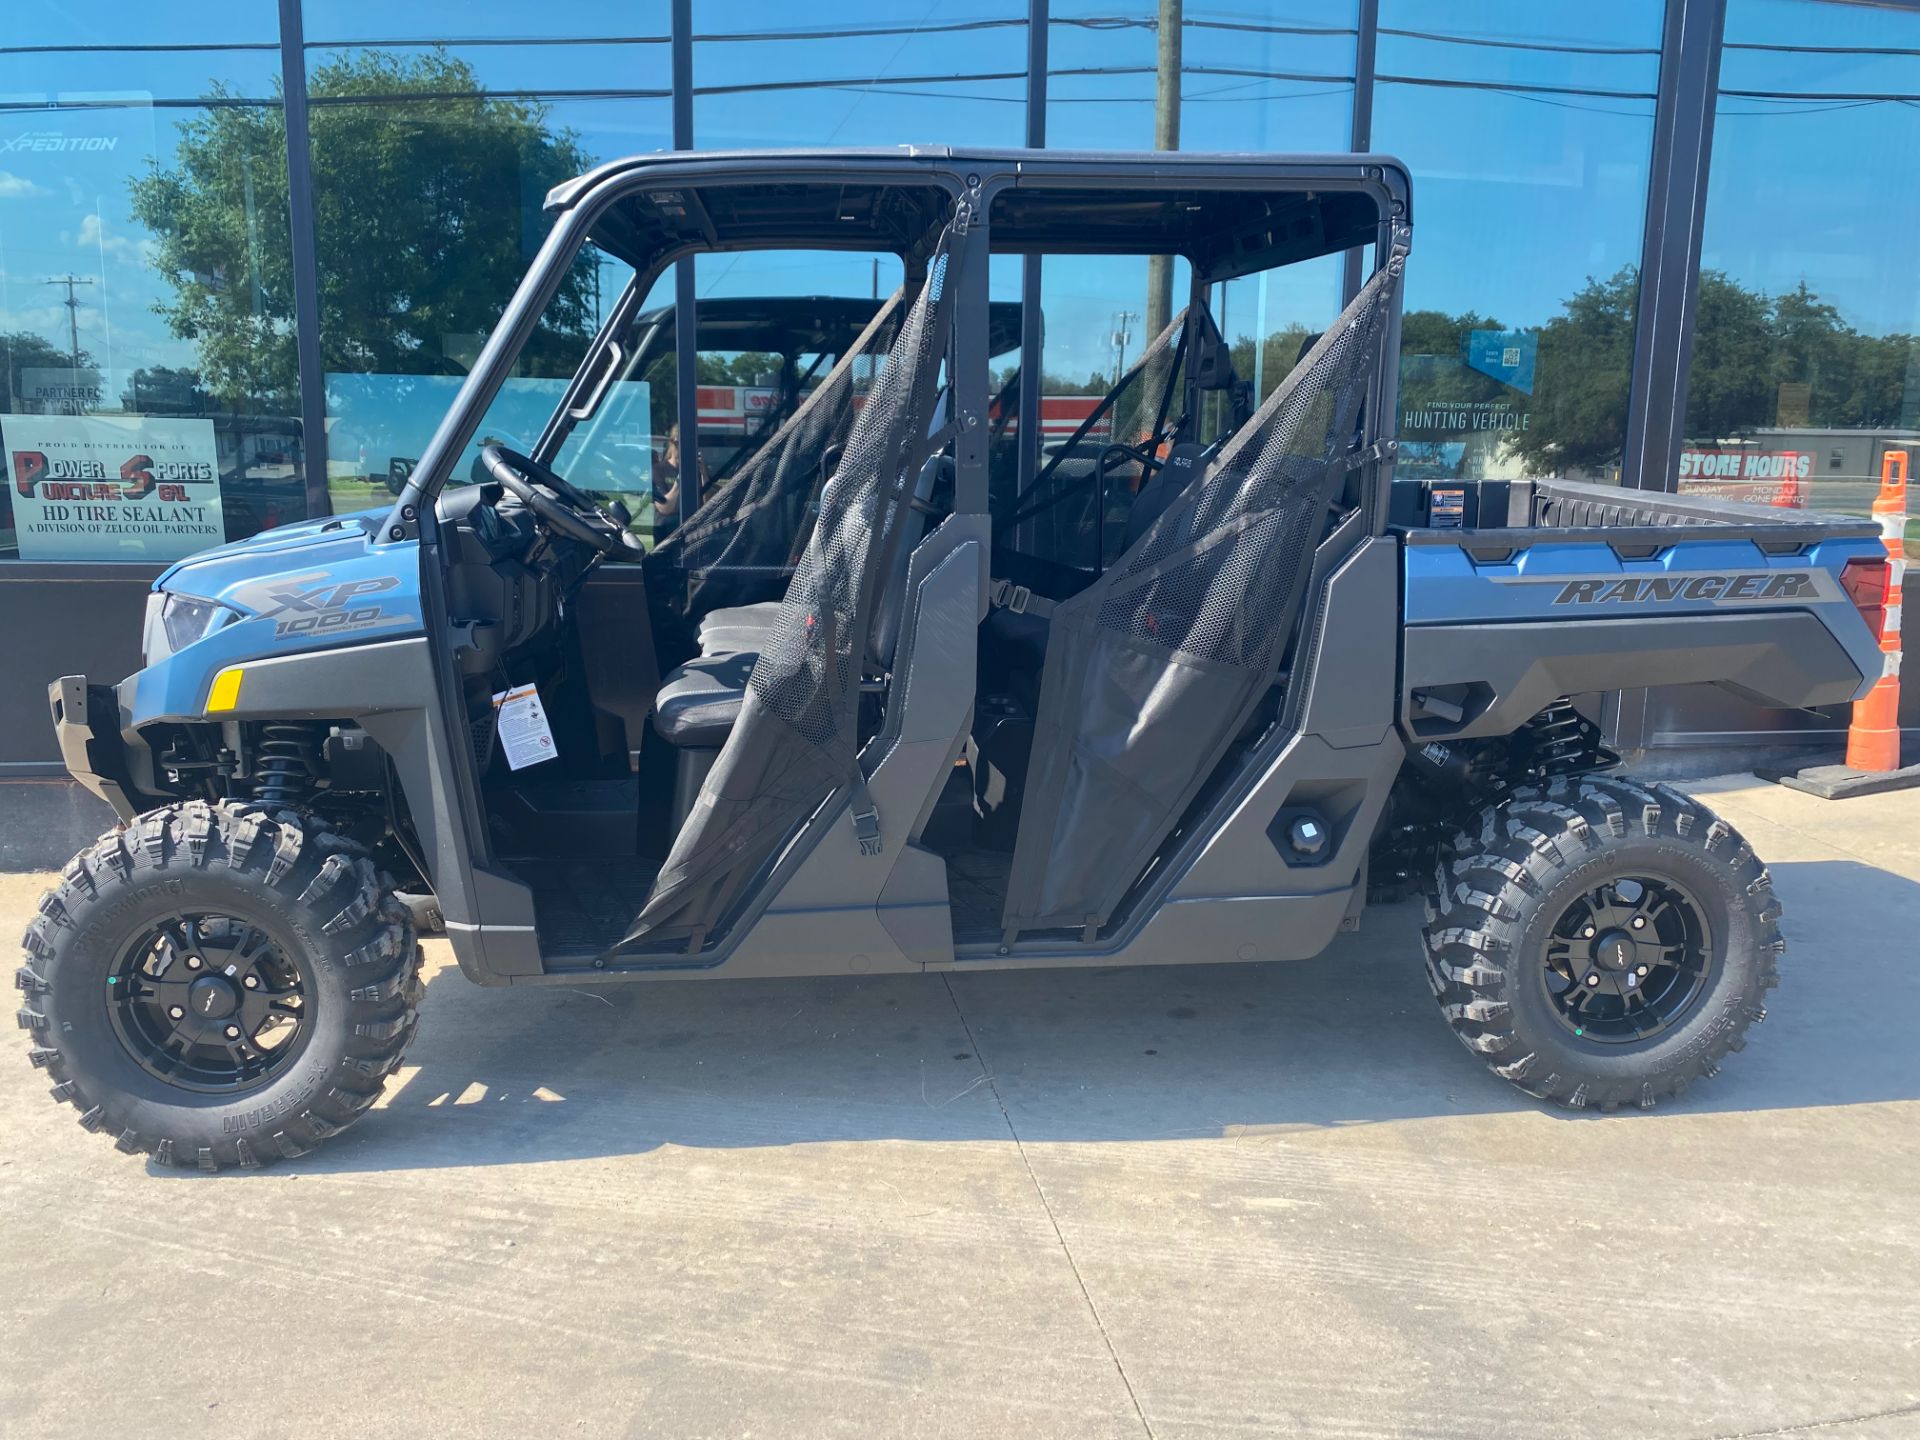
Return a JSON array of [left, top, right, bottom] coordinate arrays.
[[1110, 309, 1138, 382], [44, 273, 96, 375], [1144, 0, 1181, 351]]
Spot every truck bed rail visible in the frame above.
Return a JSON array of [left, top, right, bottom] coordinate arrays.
[[1527, 478, 1863, 534], [1396, 477, 1878, 562]]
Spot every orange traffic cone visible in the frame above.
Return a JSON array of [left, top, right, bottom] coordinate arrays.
[[1845, 450, 1907, 772], [1771, 450, 1804, 509]]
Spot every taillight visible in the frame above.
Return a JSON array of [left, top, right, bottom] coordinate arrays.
[[1840, 555, 1890, 636]]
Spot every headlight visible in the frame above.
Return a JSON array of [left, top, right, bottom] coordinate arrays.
[[142, 591, 234, 661]]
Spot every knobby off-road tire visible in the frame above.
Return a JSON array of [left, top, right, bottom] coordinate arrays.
[[1423, 776, 1781, 1111], [17, 801, 422, 1170]]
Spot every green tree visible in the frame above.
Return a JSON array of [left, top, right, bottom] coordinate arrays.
[[131, 51, 596, 412], [1771, 281, 1915, 429], [1840, 333, 1916, 429], [1682, 270, 1773, 440], [1507, 267, 1639, 474], [1396, 307, 1510, 415], [130, 98, 296, 409], [1228, 324, 1314, 400], [1683, 272, 1917, 439], [121, 365, 211, 415], [1042, 371, 1114, 396], [696, 351, 784, 386]]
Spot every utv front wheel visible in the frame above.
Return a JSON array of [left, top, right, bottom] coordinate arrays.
[[1423, 777, 1780, 1111], [17, 802, 421, 1170]]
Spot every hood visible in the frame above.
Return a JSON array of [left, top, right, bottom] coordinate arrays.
[[134, 506, 423, 688], [155, 508, 387, 600]]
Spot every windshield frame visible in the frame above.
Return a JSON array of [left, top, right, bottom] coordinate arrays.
[[378, 152, 979, 541]]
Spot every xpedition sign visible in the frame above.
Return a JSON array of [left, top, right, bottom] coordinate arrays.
[[4, 414, 223, 561]]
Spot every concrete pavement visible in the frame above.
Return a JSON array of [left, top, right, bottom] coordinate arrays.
[[2, 774, 1917, 1439]]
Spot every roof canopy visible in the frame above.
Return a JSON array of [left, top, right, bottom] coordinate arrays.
[[561, 148, 1406, 285]]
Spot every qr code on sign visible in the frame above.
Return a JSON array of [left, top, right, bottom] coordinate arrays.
[[1502, 346, 1522, 368]]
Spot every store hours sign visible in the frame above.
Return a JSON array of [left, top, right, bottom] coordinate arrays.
[[5, 414, 224, 561]]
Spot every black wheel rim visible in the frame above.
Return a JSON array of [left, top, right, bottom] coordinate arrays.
[[1540, 876, 1713, 1044], [106, 912, 311, 1093]]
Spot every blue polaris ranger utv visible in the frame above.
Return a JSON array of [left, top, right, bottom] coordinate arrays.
[[19, 150, 1893, 1169]]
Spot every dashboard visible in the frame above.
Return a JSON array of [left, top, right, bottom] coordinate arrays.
[[436, 481, 593, 677]]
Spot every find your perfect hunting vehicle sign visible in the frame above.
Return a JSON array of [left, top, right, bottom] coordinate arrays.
[[4, 414, 223, 562]]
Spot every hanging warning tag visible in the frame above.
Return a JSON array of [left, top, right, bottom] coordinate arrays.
[[492, 683, 558, 770]]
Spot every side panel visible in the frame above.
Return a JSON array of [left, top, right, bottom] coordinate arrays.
[[1294, 537, 1400, 750], [949, 535, 1407, 970], [113, 528, 424, 731], [1403, 613, 1871, 742], [720, 521, 980, 978], [153, 635, 432, 721], [1400, 533, 1883, 741], [1404, 533, 1880, 638]]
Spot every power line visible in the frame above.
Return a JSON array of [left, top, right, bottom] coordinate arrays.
[[1374, 72, 1657, 102], [695, 18, 1027, 44], [1377, 26, 1659, 57], [1720, 86, 1920, 102]]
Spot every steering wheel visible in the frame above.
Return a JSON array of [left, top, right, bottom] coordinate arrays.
[[481, 444, 643, 559]]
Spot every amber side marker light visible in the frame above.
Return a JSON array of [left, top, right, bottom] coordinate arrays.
[[206, 667, 244, 713]]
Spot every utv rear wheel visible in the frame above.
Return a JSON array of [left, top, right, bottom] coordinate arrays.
[[1423, 777, 1780, 1111], [17, 802, 422, 1170]]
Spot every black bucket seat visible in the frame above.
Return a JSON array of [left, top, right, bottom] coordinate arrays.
[[650, 453, 950, 824]]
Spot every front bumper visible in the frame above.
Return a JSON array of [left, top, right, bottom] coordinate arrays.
[[49, 675, 143, 823]]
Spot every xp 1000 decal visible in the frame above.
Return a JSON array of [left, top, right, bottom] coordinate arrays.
[[255, 576, 404, 639]]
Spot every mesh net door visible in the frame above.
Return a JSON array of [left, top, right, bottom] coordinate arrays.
[[625, 229, 960, 949], [1002, 260, 1401, 935], [648, 290, 905, 624]]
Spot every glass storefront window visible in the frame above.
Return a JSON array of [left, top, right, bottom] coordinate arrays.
[[1679, 0, 1920, 516], [304, 2, 657, 45], [300, 21, 670, 518], [408, 242, 640, 491], [692, 2, 1028, 149], [1046, 2, 1356, 153], [2, 6, 281, 49], [1041, 3, 1354, 459], [0, 39, 304, 562], [1373, 2, 1662, 484]]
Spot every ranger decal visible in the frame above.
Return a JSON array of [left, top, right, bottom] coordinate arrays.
[[1494, 570, 1838, 607]]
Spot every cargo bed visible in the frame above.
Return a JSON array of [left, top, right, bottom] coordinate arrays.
[[1390, 476, 1880, 560], [1389, 477, 1889, 744]]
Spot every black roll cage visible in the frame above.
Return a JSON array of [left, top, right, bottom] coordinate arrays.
[[377, 149, 1409, 946], [381, 147, 1410, 547]]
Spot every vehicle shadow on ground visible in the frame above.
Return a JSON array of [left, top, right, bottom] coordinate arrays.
[[200, 859, 1920, 1176]]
